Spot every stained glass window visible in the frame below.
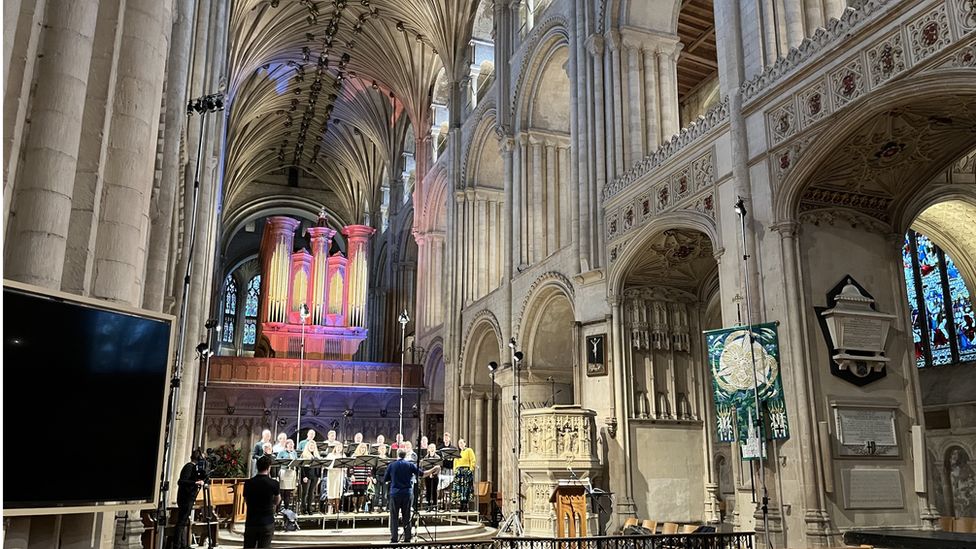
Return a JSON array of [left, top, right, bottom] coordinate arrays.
[[244, 275, 261, 346], [902, 230, 976, 367], [222, 275, 237, 344]]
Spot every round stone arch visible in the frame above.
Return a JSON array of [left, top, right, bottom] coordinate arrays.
[[514, 272, 577, 394], [423, 338, 446, 405], [460, 310, 505, 388], [513, 20, 571, 131], [462, 109, 503, 189]]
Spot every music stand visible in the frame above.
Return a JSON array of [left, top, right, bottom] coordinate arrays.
[[439, 447, 461, 460]]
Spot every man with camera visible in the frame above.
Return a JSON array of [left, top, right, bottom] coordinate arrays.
[[173, 449, 206, 549]]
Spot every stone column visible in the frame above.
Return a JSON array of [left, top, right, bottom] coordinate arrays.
[[657, 44, 681, 140], [473, 391, 486, 479], [478, 196, 489, 296], [516, 133, 528, 268], [5, 0, 99, 289], [90, 0, 172, 305], [487, 392, 497, 486], [610, 298, 636, 520], [623, 37, 644, 164], [545, 141, 557, 255], [500, 136, 514, 347], [606, 30, 625, 176], [530, 135, 543, 264], [643, 45, 660, 150], [143, 0, 199, 311], [783, 0, 805, 48], [61, 0, 125, 296], [586, 35, 607, 267], [772, 221, 829, 543]]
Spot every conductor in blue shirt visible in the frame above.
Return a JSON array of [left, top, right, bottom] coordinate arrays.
[[384, 448, 433, 543]]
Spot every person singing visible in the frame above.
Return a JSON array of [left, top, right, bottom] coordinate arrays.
[[422, 444, 442, 511], [373, 441, 390, 512], [438, 432, 457, 509], [276, 439, 298, 511], [348, 442, 371, 512], [324, 433, 345, 514], [299, 436, 321, 515], [452, 438, 476, 512]]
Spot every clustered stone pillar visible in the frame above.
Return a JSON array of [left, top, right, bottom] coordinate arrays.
[[5, 0, 100, 289], [91, 0, 173, 305]]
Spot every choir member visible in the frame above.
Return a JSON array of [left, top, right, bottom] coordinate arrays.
[[452, 438, 477, 511]]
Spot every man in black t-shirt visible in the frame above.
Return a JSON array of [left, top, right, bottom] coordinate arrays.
[[243, 455, 281, 548], [173, 449, 205, 549]]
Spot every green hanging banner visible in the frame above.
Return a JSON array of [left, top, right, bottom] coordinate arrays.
[[704, 322, 790, 452]]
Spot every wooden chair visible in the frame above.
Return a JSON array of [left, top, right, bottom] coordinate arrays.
[[679, 524, 698, 533], [955, 517, 976, 533], [622, 517, 639, 531], [641, 519, 657, 533], [476, 481, 492, 520], [661, 522, 679, 534], [938, 516, 954, 531]]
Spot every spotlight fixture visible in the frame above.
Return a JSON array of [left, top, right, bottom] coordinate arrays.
[[396, 21, 405, 32], [380, 409, 388, 418], [488, 361, 499, 372], [343, 408, 354, 417], [514, 351, 524, 362], [371, 80, 378, 90], [204, 318, 219, 330], [508, 338, 516, 349], [195, 342, 213, 358], [733, 197, 746, 217]]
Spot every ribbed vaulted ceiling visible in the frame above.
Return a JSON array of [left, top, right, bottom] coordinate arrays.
[[225, 0, 483, 223]]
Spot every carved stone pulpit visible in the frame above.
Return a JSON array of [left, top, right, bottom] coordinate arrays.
[[519, 405, 601, 537]]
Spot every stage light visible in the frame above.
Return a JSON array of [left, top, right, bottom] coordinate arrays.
[[488, 361, 499, 372], [380, 409, 388, 417], [344, 409, 354, 417], [513, 351, 524, 362], [397, 309, 410, 325], [204, 318, 219, 329], [733, 197, 746, 217], [508, 338, 516, 349]]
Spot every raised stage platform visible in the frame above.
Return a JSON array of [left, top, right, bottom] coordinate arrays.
[[844, 528, 976, 549], [217, 510, 495, 547]]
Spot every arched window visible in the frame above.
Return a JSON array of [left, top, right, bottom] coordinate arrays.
[[244, 275, 261, 347], [902, 230, 976, 367], [222, 275, 237, 344]]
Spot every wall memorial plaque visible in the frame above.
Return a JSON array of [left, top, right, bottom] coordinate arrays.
[[843, 468, 904, 509], [834, 406, 898, 457]]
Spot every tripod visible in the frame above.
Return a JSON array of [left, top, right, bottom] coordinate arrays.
[[197, 481, 216, 549], [412, 492, 437, 543], [497, 339, 524, 537]]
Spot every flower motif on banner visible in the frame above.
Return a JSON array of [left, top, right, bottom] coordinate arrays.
[[705, 322, 790, 447]]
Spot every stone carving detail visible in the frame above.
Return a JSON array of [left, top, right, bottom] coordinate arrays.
[[607, 151, 716, 242], [623, 286, 697, 351], [521, 413, 593, 459], [604, 98, 728, 201], [518, 406, 601, 537], [798, 83, 829, 127], [908, 5, 952, 63], [797, 208, 894, 234], [867, 32, 907, 86], [956, 0, 976, 31], [742, 0, 899, 101], [830, 58, 866, 107], [768, 100, 798, 145]]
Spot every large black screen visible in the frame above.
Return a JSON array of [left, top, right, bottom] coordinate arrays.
[[3, 285, 171, 510]]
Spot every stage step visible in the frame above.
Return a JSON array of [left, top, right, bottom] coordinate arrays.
[[844, 528, 976, 549], [218, 516, 496, 546]]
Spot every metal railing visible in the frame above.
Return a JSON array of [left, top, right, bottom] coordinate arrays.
[[275, 533, 754, 549]]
